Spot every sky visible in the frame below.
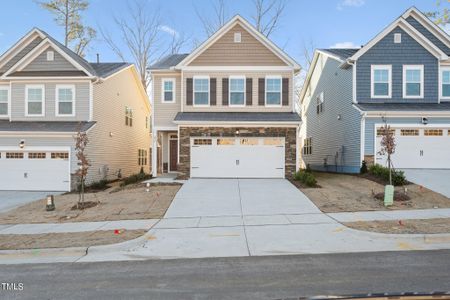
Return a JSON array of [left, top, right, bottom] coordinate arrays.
[[0, 0, 443, 69]]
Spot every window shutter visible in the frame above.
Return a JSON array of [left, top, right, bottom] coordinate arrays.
[[282, 78, 289, 106], [246, 78, 252, 106], [210, 78, 216, 105], [222, 78, 229, 106], [258, 78, 265, 106], [186, 78, 193, 106]]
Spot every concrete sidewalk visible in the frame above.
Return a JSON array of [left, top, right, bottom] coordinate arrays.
[[328, 208, 450, 223]]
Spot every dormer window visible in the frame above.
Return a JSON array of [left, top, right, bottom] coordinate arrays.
[[234, 32, 241, 43], [47, 51, 54, 61]]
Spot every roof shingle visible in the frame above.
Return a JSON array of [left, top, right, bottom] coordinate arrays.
[[319, 48, 360, 60], [148, 54, 189, 70]]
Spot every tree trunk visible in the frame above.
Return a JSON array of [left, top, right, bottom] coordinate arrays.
[[64, 0, 69, 46], [388, 155, 392, 186]]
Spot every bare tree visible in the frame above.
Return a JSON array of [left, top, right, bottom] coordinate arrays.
[[99, 0, 161, 88], [165, 31, 189, 55], [195, 0, 228, 37], [378, 123, 396, 185], [74, 124, 90, 209], [252, 0, 286, 37], [35, 0, 96, 57]]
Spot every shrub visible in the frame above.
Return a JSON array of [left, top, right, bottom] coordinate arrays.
[[360, 160, 368, 174], [368, 164, 407, 186], [120, 172, 152, 187], [89, 179, 109, 190], [293, 169, 317, 187]]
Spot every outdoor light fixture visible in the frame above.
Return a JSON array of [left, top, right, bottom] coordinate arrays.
[[421, 117, 428, 125], [19, 140, 25, 149], [235, 129, 240, 136], [46, 195, 55, 211], [337, 114, 342, 120]]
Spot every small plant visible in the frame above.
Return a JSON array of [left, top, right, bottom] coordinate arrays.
[[120, 172, 152, 187], [74, 124, 90, 209], [360, 160, 368, 174], [368, 164, 406, 186], [293, 169, 317, 187], [88, 179, 109, 190]]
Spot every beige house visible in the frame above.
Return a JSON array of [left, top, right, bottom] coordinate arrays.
[[149, 15, 301, 179], [0, 28, 151, 191]]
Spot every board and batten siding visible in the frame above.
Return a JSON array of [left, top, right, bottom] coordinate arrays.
[[182, 71, 293, 112], [22, 46, 78, 72], [152, 73, 181, 128], [87, 66, 151, 183], [364, 116, 450, 155], [0, 37, 43, 73], [10, 81, 90, 121], [302, 55, 361, 173], [189, 24, 287, 66], [356, 26, 439, 103]]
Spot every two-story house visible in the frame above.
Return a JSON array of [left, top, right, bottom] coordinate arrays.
[[299, 7, 450, 173], [0, 28, 151, 191], [149, 15, 301, 179]]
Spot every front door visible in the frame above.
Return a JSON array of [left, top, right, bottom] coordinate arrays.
[[169, 139, 178, 171]]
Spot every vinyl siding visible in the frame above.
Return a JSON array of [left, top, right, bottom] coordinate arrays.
[[189, 24, 287, 66], [182, 71, 293, 112], [0, 37, 43, 74], [152, 73, 181, 128], [364, 116, 450, 155], [87, 66, 151, 183], [405, 16, 450, 54], [356, 26, 439, 103], [22, 46, 78, 72], [10, 81, 90, 121], [301, 54, 361, 173]]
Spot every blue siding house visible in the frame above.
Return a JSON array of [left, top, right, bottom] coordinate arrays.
[[299, 7, 450, 173]]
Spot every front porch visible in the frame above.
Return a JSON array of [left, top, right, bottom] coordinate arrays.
[[152, 130, 179, 177]]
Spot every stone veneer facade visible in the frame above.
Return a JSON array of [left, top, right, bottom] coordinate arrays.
[[177, 126, 297, 179]]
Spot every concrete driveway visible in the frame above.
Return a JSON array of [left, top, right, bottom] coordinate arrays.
[[0, 191, 59, 213], [402, 169, 450, 198]]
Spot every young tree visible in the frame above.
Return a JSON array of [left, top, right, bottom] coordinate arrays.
[[426, 0, 450, 26], [378, 123, 396, 185], [36, 0, 96, 57], [74, 125, 90, 209]]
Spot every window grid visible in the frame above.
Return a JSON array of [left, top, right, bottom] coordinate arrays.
[[265, 77, 282, 106], [125, 107, 133, 127], [403, 65, 423, 98], [424, 129, 443, 136], [0, 88, 8, 116], [303, 138, 312, 155], [371, 65, 391, 98], [28, 152, 46, 159], [51, 152, 69, 160], [138, 149, 148, 166], [6, 152, 24, 159], [56, 86, 75, 116], [26, 86, 44, 116], [376, 128, 396, 137], [442, 69, 450, 98], [229, 77, 245, 106], [316, 92, 324, 114], [400, 129, 419, 136], [217, 138, 235, 145], [193, 78, 209, 106], [193, 139, 212, 145], [162, 79, 175, 102]]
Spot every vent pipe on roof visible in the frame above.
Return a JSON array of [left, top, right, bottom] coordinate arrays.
[[96, 53, 100, 63]]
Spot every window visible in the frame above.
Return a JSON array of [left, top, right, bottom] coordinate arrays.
[[234, 32, 241, 43], [138, 149, 148, 166], [125, 107, 133, 127], [0, 87, 8, 116], [424, 129, 443, 136], [56, 85, 75, 116], [371, 65, 391, 98], [6, 152, 24, 159], [217, 138, 235, 145], [193, 139, 212, 145], [51, 152, 69, 160], [303, 138, 312, 155], [193, 77, 209, 106], [265, 76, 282, 106], [316, 92, 324, 114], [376, 128, 396, 137], [263, 138, 283, 146], [26, 85, 45, 116], [442, 68, 450, 99], [29, 152, 46, 159], [394, 33, 402, 43], [401, 129, 419, 136], [162, 79, 175, 103], [229, 76, 245, 106], [403, 65, 423, 98], [47, 51, 54, 61], [240, 138, 258, 145]]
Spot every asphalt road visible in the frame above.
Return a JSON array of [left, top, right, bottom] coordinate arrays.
[[1, 250, 449, 300]]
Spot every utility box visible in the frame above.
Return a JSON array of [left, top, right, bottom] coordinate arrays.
[[384, 185, 394, 206]]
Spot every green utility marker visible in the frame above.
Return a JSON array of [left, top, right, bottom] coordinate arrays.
[[384, 185, 394, 206]]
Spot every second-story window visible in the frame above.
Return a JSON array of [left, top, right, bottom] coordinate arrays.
[[193, 77, 209, 106], [403, 65, 423, 98], [0, 87, 8, 116], [265, 76, 282, 106], [162, 79, 175, 103], [316, 92, 324, 114], [371, 65, 391, 98], [56, 85, 75, 116], [125, 106, 133, 127], [442, 68, 450, 99], [26, 85, 45, 116], [229, 76, 245, 106]]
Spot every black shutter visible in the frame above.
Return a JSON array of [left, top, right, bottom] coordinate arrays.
[[210, 78, 216, 105], [222, 78, 229, 106], [282, 78, 289, 106], [246, 78, 252, 106], [186, 78, 193, 106], [258, 78, 265, 106]]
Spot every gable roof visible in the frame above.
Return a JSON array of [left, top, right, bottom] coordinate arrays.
[[175, 15, 300, 70], [149, 54, 189, 70], [318, 48, 359, 61]]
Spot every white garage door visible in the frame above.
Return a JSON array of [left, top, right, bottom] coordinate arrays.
[[0, 149, 71, 191], [375, 127, 450, 169], [191, 137, 285, 178]]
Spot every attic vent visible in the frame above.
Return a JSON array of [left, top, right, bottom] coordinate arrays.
[[394, 33, 401, 44], [234, 32, 241, 43], [47, 51, 54, 61]]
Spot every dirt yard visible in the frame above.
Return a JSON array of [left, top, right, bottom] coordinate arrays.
[[300, 172, 450, 213], [344, 218, 450, 234], [0, 183, 181, 224], [0, 229, 147, 250]]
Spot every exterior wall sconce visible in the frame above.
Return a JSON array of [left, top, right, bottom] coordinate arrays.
[[235, 129, 240, 136], [337, 114, 342, 120], [421, 117, 428, 125], [19, 140, 25, 149], [46, 195, 55, 211], [109, 132, 114, 137]]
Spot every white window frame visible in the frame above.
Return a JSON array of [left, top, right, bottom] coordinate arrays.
[[193, 76, 210, 107], [0, 86, 9, 117], [161, 78, 176, 103], [55, 84, 75, 117], [441, 66, 450, 100], [265, 75, 282, 107], [47, 50, 54, 61], [234, 32, 241, 43], [229, 75, 246, 107], [25, 84, 45, 117], [371, 65, 392, 99], [403, 65, 424, 99]]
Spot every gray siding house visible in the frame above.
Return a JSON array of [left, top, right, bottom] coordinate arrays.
[[300, 7, 450, 173]]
